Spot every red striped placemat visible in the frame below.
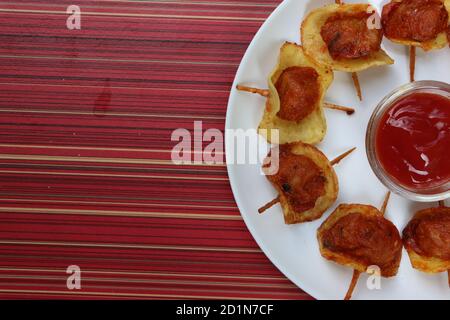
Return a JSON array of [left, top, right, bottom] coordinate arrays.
[[0, 0, 311, 299]]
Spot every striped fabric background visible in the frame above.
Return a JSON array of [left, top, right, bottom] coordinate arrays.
[[0, 0, 311, 299]]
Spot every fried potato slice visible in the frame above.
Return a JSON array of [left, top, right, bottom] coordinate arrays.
[[403, 207, 450, 273], [258, 42, 333, 144], [301, 3, 394, 72], [382, 0, 450, 51], [317, 204, 403, 277], [264, 142, 338, 224]]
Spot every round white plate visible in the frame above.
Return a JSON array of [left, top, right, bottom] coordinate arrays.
[[225, 0, 450, 300]]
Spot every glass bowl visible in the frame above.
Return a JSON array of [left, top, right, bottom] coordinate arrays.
[[366, 80, 450, 202]]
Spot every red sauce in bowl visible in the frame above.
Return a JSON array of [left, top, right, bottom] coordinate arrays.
[[376, 92, 450, 190]]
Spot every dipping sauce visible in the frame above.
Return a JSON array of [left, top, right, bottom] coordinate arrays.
[[376, 92, 450, 190]]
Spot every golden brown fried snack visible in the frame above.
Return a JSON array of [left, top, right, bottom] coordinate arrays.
[[403, 207, 450, 273], [258, 42, 333, 144], [320, 11, 383, 60], [382, 0, 450, 51], [263, 142, 338, 224], [301, 3, 394, 72], [318, 204, 403, 277]]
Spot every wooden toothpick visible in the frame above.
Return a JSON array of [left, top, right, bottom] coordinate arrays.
[[236, 85, 355, 115], [410, 46, 416, 82]]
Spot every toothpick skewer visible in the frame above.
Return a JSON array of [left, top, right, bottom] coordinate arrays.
[[330, 147, 356, 166], [352, 72, 363, 101], [258, 196, 281, 214], [324, 102, 355, 115], [258, 148, 356, 214], [236, 85, 269, 97], [236, 85, 355, 115], [410, 46, 416, 82], [344, 270, 361, 300], [380, 191, 391, 216], [344, 191, 391, 300]]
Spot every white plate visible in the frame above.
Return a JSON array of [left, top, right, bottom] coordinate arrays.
[[225, 0, 450, 300]]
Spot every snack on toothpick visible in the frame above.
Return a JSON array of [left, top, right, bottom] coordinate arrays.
[[301, 3, 394, 99], [317, 192, 403, 300], [259, 142, 355, 224], [236, 42, 354, 145], [381, 0, 450, 81], [403, 202, 450, 286]]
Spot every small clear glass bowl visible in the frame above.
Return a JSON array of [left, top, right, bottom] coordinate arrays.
[[366, 80, 450, 202]]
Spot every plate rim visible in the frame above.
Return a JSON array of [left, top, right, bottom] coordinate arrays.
[[225, 0, 450, 300], [224, 0, 324, 300]]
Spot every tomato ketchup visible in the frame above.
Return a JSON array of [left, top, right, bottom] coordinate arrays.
[[376, 92, 450, 190]]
